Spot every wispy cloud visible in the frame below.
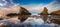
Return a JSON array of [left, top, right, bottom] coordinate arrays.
[[0, 4, 20, 15], [0, 0, 20, 15], [0, 0, 7, 6], [21, 0, 60, 15], [46, 1, 60, 13], [21, 4, 45, 15], [0, 0, 60, 15]]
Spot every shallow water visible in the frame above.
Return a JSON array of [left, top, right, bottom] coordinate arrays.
[[0, 15, 60, 27]]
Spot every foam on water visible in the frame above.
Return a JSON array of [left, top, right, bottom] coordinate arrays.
[[0, 16, 60, 27]]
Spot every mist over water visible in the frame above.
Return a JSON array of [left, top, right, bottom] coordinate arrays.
[[0, 15, 60, 27]]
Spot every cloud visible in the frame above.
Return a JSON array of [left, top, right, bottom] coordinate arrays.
[[0, 0, 20, 15], [0, 3, 6, 6], [46, 1, 60, 13], [0, 3, 4, 6], [0, 4, 20, 15], [0, 0, 60, 15], [0, 0, 17, 8], [0, 0, 7, 6], [21, 0, 60, 15], [21, 4, 45, 15]]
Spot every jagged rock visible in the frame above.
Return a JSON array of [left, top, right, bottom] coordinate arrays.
[[18, 7, 31, 22], [40, 7, 48, 15], [40, 7, 48, 22], [50, 10, 60, 15]]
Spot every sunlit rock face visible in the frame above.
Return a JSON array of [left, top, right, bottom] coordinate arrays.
[[40, 7, 48, 15], [39, 7, 48, 22], [50, 10, 60, 15], [18, 7, 31, 22]]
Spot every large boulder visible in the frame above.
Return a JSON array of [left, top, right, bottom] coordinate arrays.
[[18, 7, 31, 22]]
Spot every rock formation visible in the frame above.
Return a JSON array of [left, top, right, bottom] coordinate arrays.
[[40, 7, 48, 22], [18, 7, 31, 22], [50, 10, 60, 15], [50, 19, 60, 25], [6, 13, 18, 17], [50, 10, 60, 25], [40, 7, 48, 15]]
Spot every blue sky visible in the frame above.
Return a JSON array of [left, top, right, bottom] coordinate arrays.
[[0, 0, 60, 15], [0, 0, 56, 8], [13, 0, 54, 5], [0, 0, 54, 5]]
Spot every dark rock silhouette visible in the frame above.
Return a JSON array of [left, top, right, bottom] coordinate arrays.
[[0, 18, 3, 20], [18, 7, 31, 22], [50, 10, 60, 25], [39, 7, 48, 22], [50, 18, 60, 25], [6, 13, 18, 17], [50, 10, 60, 15]]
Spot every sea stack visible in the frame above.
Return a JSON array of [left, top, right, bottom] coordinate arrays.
[[40, 7, 48, 22], [18, 7, 31, 22]]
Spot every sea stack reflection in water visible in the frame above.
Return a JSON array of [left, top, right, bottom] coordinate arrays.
[[39, 7, 48, 22], [18, 7, 31, 22]]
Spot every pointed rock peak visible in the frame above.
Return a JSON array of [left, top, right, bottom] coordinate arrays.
[[40, 7, 48, 15], [20, 7, 26, 10], [19, 7, 31, 15], [18, 7, 31, 22], [44, 7, 48, 11]]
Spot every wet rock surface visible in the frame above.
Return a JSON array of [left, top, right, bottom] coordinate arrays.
[[18, 7, 31, 22], [0, 15, 60, 27]]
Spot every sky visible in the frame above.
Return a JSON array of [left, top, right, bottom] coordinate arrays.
[[13, 0, 53, 5], [0, 0, 60, 15]]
